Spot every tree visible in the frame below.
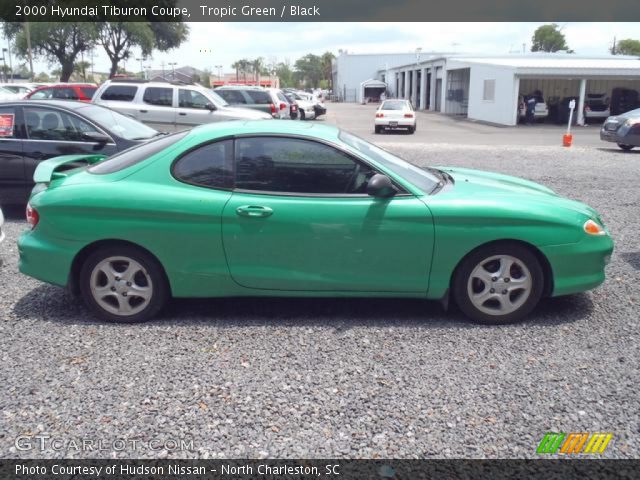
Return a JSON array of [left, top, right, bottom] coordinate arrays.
[[231, 59, 251, 82], [294, 54, 323, 87], [74, 61, 92, 81], [34, 72, 50, 82], [531, 24, 571, 53], [13, 23, 97, 81], [612, 39, 640, 56], [320, 51, 335, 89], [275, 61, 295, 88], [252, 57, 265, 83], [98, 23, 154, 79]]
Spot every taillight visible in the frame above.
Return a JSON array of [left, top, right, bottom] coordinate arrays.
[[404, 113, 414, 118], [26, 203, 39, 228], [376, 113, 384, 118], [279, 102, 286, 110], [270, 103, 276, 114]]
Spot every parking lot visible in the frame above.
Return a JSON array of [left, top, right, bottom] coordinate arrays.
[[0, 103, 638, 459]]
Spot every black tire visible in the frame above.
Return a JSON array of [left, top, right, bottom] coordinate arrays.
[[408, 126, 415, 134], [79, 245, 169, 323], [374, 125, 381, 134], [617, 143, 634, 151], [299, 110, 305, 121], [452, 243, 544, 325]]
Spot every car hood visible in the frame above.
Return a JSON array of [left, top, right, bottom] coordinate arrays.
[[437, 166, 600, 219], [219, 106, 272, 119]]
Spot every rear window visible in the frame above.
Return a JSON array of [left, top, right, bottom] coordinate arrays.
[[101, 85, 138, 102], [245, 90, 271, 104], [81, 87, 97, 99], [89, 131, 187, 174], [381, 101, 408, 110]]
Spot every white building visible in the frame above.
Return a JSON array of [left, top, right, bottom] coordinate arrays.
[[383, 53, 640, 126]]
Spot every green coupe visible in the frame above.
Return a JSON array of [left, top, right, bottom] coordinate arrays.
[[18, 121, 613, 324]]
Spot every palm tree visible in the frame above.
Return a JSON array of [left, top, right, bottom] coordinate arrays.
[[252, 57, 264, 84], [320, 51, 335, 90]]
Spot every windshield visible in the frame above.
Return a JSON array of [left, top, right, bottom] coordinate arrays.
[[76, 104, 159, 141], [208, 89, 229, 107], [339, 130, 439, 194]]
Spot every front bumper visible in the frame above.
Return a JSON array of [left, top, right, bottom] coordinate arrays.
[[314, 105, 326, 117], [540, 234, 614, 297], [600, 127, 640, 146]]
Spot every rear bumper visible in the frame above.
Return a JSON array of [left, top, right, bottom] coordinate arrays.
[[540, 235, 614, 297], [375, 118, 416, 127], [18, 230, 79, 287]]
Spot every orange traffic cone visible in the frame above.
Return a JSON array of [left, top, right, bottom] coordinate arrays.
[[563, 133, 573, 147]]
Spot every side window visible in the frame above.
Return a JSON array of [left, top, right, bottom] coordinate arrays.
[[178, 89, 210, 109], [30, 89, 53, 100], [245, 90, 271, 104], [217, 90, 246, 104], [101, 85, 138, 101], [52, 88, 79, 100], [173, 140, 233, 189], [143, 87, 173, 107], [235, 137, 375, 194], [276, 92, 288, 103], [81, 87, 97, 99], [23, 107, 101, 141], [0, 107, 17, 138]]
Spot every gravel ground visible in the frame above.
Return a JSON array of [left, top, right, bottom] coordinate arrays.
[[0, 142, 638, 459]]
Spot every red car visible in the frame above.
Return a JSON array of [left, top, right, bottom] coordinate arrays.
[[26, 83, 97, 102]]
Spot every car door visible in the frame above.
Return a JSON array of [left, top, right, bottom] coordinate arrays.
[[21, 106, 119, 187], [222, 136, 434, 292], [137, 86, 176, 133], [176, 88, 218, 128], [0, 105, 26, 205]]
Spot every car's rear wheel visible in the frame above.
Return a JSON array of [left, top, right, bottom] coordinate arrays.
[[79, 245, 168, 323], [374, 125, 382, 134], [408, 126, 415, 134], [300, 110, 306, 121], [617, 143, 634, 151], [452, 243, 544, 324]]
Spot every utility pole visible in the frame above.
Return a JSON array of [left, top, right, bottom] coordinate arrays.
[[161, 61, 165, 79], [611, 36, 617, 55], [6, 38, 12, 82]]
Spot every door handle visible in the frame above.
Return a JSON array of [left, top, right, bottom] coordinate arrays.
[[236, 205, 273, 218], [139, 109, 148, 113], [179, 112, 187, 116]]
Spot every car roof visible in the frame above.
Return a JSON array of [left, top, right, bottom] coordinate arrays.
[[0, 99, 98, 111], [188, 120, 340, 141], [33, 83, 96, 89]]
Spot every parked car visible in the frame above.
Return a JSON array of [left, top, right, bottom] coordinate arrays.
[[26, 83, 97, 102], [600, 107, 640, 151], [518, 93, 549, 121], [283, 92, 299, 119], [0, 83, 35, 97], [0, 86, 23, 101], [0, 206, 4, 267], [282, 90, 317, 120], [584, 93, 610, 122], [0, 100, 161, 205], [293, 90, 327, 118], [375, 99, 416, 134], [610, 88, 639, 116], [214, 86, 291, 119], [92, 80, 271, 131], [19, 121, 612, 325]]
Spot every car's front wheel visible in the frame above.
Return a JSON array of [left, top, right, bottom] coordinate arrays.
[[452, 243, 544, 324], [79, 245, 168, 323], [617, 143, 634, 151]]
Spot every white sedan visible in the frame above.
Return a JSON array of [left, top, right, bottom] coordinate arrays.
[[374, 99, 416, 134]]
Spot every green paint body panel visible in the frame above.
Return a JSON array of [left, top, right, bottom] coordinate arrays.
[[18, 121, 614, 302]]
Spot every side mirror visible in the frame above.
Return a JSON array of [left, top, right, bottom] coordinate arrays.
[[206, 102, 216, 111], [367, 174, 397, 198], [82, 131, 110, 144]]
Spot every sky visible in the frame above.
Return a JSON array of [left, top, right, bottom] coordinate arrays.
[[12, 22, 640, 76]]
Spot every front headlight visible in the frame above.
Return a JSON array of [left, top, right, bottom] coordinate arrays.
[[584, 219, 606, 236], [624, 117, 640, 127]]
